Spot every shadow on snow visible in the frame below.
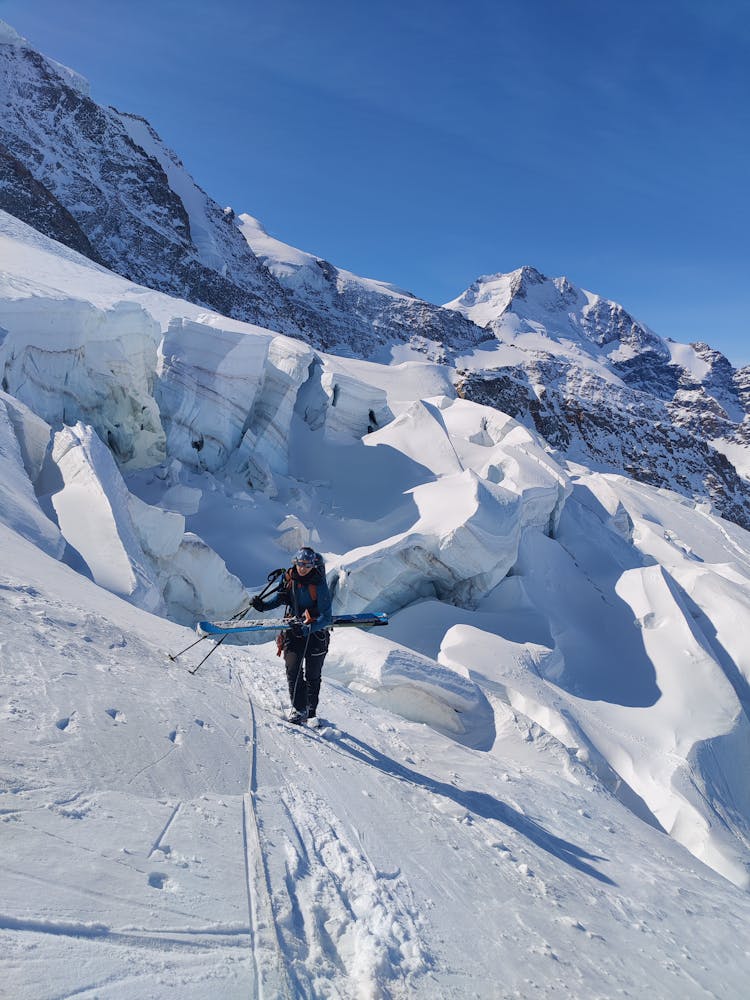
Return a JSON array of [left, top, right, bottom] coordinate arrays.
[[331, 729, 616, 886]]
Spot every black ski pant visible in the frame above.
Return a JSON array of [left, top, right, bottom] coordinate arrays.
[[283, 628, 330, 715]]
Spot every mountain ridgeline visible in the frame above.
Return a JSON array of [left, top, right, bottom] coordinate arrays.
[[1, 20, 748, 526]]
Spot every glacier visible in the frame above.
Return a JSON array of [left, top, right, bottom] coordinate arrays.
[[2, 18, 750, 994], [3, 208, 750, 903]]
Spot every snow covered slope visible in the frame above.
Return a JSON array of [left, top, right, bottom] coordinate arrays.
[[237, 213, 489, 360], [4, 510, 750, 999], [2, 209, 750, 899], [446, 265, 666, 360]]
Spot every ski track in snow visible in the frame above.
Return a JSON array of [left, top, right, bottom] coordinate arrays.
[[234, 663, 433, 999], [0, 577, 257, 998]]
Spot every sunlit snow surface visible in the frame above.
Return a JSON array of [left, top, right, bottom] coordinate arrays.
[[3, 211, 750, 997]]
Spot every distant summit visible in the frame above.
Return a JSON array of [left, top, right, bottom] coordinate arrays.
[[446, 266, 666, 357], [448, 267, 750, 527]]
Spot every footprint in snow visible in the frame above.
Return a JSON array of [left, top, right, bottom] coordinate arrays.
[[557, 916, 587, 933], [105, 708, 126, 723], [148, 872, 169, 890], [55, 713, 79, 733], [489, 840, 515, 861]]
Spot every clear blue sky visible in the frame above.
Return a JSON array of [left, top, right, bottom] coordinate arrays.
[[3, 0, 749, 364]]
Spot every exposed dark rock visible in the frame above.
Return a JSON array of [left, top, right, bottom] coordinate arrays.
[[457, 359, 750, 530], [612, 350, 683, 400], [0, 143, 104, 262]]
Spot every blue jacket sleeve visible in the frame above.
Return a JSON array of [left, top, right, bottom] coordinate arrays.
[[262, 582, 290, 613]]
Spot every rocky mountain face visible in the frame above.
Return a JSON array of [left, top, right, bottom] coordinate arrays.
[[1, 20, 748, 527], [0, 27, 307, 337], [235, 214, 490, 360], [735, 367, 750, 443], [457, 356, 750, 529], [449, 267, 750, 527], [0, 23, 487, 359], [0, 143, 103, 261]]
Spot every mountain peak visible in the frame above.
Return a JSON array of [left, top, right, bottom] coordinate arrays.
[[0, 20, 27, 47], [446, 266, 668, 358], [509, 264, 546, 297], [0, 19, 90, 96]]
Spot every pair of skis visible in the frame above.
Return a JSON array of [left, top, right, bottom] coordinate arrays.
[[196, 612, 388, 637], [171, 611, 389, 675]]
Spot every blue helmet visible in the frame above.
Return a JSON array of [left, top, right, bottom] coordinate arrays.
[[293, 546, 318, 568]]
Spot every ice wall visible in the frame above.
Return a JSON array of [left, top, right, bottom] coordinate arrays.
[[229, 335, 316, 492], [0, 298, 164, 468], [158, 318, 272, 471], [49, 423, 164, 611], [331, 471, 522, 613], [0, 391, 63, 557], [159, 318, 393, 494], [295, 358, 392, 439], [45, 422, 247, 622]]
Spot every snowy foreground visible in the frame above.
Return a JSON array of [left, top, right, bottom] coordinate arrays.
[[3, 210, 750, 997], [4, 525, 750, 1000]]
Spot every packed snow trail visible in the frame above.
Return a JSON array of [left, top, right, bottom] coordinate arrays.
[[233, 668, 433, 999], [3, 524, 750, 998]]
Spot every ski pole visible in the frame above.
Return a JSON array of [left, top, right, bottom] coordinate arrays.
[[188, 632, 231, 674], [168, 633, 208, 662], [167, 601, 252, 663], [168, 567, 285, 663], [182, 567, 287, 673]]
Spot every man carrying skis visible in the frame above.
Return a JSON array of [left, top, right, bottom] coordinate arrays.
[[252, 547, 333, 726]]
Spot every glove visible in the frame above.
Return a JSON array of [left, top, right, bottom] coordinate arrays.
[[251, 596, 265, 612]]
